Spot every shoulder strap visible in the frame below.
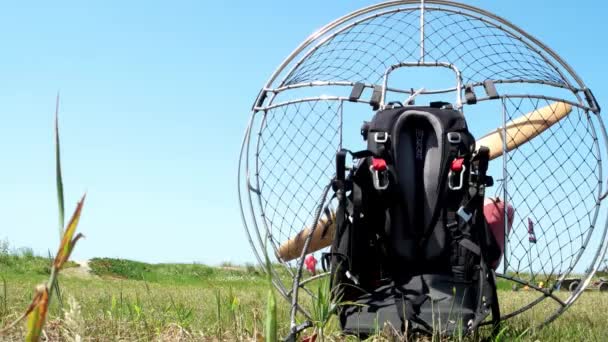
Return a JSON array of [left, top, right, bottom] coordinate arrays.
[[423, 130, 466, 245]]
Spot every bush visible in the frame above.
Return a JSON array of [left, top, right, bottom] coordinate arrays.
[[17, 247, 35, 259], [597, 259, 608, 277], [0, 238, 9, 256], [245, 263, 260, 276], [89, 258, 152, 279]]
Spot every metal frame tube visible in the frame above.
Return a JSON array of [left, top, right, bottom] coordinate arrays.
[[380, 61, 463, 108], [420, 0, 425, 62]]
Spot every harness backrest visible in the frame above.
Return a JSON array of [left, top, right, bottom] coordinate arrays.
[[364, 105, 475, 274]]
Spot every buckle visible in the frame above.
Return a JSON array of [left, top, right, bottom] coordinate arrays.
[[448, 164, 466, 190], [374, 132, 388, 143], [447, 132, 461, 144], [457, 206, 472, 222], [370, 164, 389, 190]]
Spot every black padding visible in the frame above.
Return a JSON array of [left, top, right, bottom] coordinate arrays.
[[340, 285, 402, 337], [394, 274, 478, 335], [341, 274, 482, 337], [361, 121, 370, 140], [483, 80, 499, 99], [370, 85, 383, 110], [256, 90, 268, 107], [584, 88, 601, 113], [465, 84, 477, 104], [336, 150, 347, 182], [349, 82, 366, 102], [386, 201, 416, 262], [430, 101, 452, 109], [393, 112, 443, 232]]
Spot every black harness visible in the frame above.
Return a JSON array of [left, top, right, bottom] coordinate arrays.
[[323, 105, 500, 337]]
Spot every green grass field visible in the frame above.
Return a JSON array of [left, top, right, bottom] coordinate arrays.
[[1, 253, 607, 341]]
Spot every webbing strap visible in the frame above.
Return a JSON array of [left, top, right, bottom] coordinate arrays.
[[460, 238, 481, 256], [393, 288, 431, 332], [432, 132, 462, 242], [468, 147, 501, 332], [319, 203, 335, 239], [444, 134, 478, 282], [472, 150, 502, 333]]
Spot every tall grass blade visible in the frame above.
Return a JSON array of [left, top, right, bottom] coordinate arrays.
[[55, 92, 65, 238], [47, 250, 63, 308], [215, 289, 222, 339], [51, 96, 66, 309], [0, 277, 6, 318], [54, 194, 86, 270], [265, 288, 276, 342], [493, 326, 509, 342], [262, 239, 277, 342], [0, 100, 86, 340], [25, 286, 49, 342], [516, 327, 531, 340]]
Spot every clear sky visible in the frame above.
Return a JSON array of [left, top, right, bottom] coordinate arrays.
[[0, 1, 606, 266]]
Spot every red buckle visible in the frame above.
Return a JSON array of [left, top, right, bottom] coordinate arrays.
[[371, 158, 387, 171], [451, 158, 465, 172]]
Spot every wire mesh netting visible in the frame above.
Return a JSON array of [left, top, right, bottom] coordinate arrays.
[[239, 1, 608, 326], [257, 100, 341, 256], [282, 8, 570, 88], [499, 98, 600, 284]]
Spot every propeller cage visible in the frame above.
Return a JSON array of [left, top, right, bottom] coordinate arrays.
[[237, 0, 608, 333]]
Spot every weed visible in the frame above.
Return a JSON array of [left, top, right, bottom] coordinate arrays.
[[215, 288, 223, 340], [0, 277, 7, 319], [0, 95, 86, 342], [61, 296, 84, 342], [169, 295, 194, 329]]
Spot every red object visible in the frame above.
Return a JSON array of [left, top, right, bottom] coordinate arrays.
[[451, 158, 465, 172], [483, 197, 515, 270], [302, 333, 318, 342], [371, 157, 387, 171], [528, 218, 537, 243], [304, 254, 317, 274]]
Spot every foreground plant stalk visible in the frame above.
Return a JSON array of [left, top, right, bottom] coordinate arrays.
[[0, 97, 86, 341]]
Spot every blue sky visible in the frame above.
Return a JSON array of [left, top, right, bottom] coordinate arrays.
[[0, 1, 606, 266]]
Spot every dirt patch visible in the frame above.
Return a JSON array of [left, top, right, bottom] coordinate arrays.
[[220, 266, 245, 272], [62, 260, 98, 279]]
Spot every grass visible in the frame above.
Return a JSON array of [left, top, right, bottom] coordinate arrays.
[[1, 255, 607, 341], [0, 247, 78, 277], [1, 256, 287, 341], [87, 258, 269, 288]]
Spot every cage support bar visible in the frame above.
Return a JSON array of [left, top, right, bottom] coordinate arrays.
[[420, 0, 425, 62], [501, 98, 509, 275], [380, 61, 463, 109], [289, 183, 332, 331]]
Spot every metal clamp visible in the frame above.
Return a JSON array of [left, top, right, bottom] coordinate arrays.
[[457, 206, 473, 222], [374, 132, 389, 143], [448, 165, 466, 190], [370, 166, 389, 190], [447, 132, 461, 144]]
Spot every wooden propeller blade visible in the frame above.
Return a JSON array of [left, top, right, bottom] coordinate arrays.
[[477, 101, 572, 160], [277, 101, 572, 261]]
